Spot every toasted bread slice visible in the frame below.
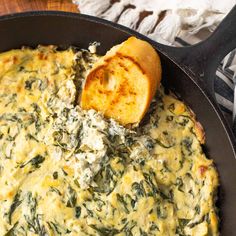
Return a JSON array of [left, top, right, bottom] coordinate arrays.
[[80, 36, 162, 125]]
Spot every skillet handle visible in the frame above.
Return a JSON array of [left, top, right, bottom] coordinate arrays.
[[154, 5, 236, 99]]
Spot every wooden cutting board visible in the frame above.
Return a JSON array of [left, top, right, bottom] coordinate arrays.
[[0, 0, 79, 16]]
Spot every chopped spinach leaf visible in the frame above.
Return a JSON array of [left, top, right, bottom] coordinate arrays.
[[89, 224, 120, 236], [66, 186, 77, 208], [75, 206, 81, 218], [20, 154, 45, 169], [116, 194, 129, 213], [4, 222, 18, 236], [52, 171, 58, 179], [132, 182, 146, 198], [8, 191, 22, 225]]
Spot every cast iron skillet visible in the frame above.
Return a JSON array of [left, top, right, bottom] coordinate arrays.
[[0, 6, 235, 235]]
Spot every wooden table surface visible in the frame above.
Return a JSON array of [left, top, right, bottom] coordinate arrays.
[[0, 0, 79, 15]]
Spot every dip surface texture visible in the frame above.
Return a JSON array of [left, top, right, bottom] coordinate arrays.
[[0, 46, 219, 235]]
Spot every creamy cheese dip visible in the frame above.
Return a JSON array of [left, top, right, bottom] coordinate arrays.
[[0, 46, 219, 235]]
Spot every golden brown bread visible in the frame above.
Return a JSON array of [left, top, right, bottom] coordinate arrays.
[[80, 36, 162, 125]]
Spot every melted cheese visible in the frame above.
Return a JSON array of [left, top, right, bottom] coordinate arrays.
[[0, 46, 219, 235]]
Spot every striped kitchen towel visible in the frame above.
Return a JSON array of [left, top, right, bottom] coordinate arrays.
[[73, 0, 236, 129]]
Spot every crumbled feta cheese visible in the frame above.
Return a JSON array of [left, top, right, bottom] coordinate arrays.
[[88, 42, 100, 54], [57, 80, 76, 105], [49, 146, 63, 161], [5, 142, 13, 158], [81, 128, 105, 151]]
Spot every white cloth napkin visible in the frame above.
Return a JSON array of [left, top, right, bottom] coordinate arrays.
[[73, 0, 236, 127], [74, 0, 234, 43]]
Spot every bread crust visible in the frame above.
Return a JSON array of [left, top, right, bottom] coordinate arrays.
[[80, 37, 162, 125]]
